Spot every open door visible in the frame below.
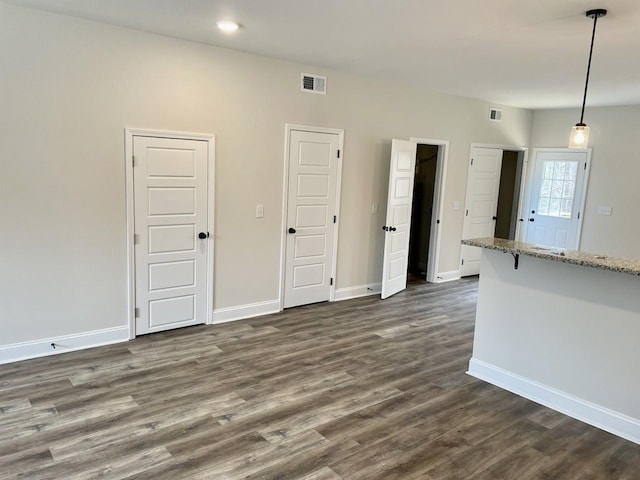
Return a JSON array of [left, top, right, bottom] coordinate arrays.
[[461, 147, 503, 276], [381, 139, 417, 299]]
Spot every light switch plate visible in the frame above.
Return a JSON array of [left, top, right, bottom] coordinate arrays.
[[371, 203, 377, 215], [453, 201, 461, 210], [597, 206, 612, 216], [256, 204, 264, 218]]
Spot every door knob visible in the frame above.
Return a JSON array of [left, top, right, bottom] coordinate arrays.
[[529, 218, 535, 222], [492, 216, 497, 221], [288, 227, 296, 234], [389, 226, 397, 231], [382, 226, 388, 231], [198, 232, 208, 239]]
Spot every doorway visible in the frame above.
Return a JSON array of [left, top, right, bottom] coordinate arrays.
[[381, 138, 448, 299], [408, 144, 439, 282], [461, 146, 527, 277]]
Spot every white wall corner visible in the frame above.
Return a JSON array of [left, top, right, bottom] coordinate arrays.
[[334, 283, 382, 301], [433, 270, 461, 283], [467, 358, 640, 446], [0, 326, 129, 365], [212, 300, 281, 324]]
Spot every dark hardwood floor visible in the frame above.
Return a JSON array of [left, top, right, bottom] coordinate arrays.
[[1, 278, 639, 479]]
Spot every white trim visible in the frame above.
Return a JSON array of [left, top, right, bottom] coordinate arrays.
[[334, 283, 382, 301], [212, 300, 280, 324], [468, 358, 640, 446], [0, 327, 129, 365], [409, 137, 449, 283], [280, 124, 345, 310], [125, 128, 215, 339], [432, 270, 461, 283]]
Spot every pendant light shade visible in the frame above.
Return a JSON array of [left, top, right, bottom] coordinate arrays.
[[569, 124, 590, 148], [569, 9, 607, 148]]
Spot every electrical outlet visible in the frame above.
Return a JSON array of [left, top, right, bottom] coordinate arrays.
[[371, 203, 377, 215], [256, 204, 264, 218], [453, 201, 461, 210]]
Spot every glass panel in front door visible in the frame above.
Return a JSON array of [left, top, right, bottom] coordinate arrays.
[[536, 161, 578, 218]]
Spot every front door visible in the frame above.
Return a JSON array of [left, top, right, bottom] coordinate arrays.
[[461, 147, 503, 276], [133, 136, 209, 335], [381, 139, 417, 299], [284, 129, 340, 308], [525, 149, 589, 249]]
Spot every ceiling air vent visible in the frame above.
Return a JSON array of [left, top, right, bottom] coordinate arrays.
[[489, 108, 503, 121], [301, 73, 326, 94]]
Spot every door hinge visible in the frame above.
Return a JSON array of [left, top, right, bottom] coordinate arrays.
[[333, 215, 337, 223], [465, 209, 469, 216], [461, 259, 464, 266], [578, 212, 581, 219], [134, 234, 139, 244], [584, 162, 587, 170], [132, 155, 136, 167], [134, 307, 140, 318], [337, 150, 341, 159], [330, 278, 334, 286], [471, 158, 474, 165]]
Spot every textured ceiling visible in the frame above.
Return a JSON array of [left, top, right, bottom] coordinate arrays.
[[5, 0, 640, 109]]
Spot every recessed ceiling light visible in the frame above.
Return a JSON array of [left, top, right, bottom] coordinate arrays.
[[216, 20, 239, 32]]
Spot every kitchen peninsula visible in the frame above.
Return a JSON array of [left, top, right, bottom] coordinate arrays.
[[462, 237, 640, 445]]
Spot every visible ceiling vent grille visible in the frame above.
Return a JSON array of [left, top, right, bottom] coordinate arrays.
[[301, 73, 326, 94], [489, 108, 503, 121]]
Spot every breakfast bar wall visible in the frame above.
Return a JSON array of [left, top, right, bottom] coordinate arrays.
[[464, 238, 640, 445]]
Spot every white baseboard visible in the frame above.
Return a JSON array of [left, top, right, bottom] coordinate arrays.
[[0, 326, 129, 365], [433, 270, 461, 283], [334, 283, 382, 301], [212, 300, 280, 324], [468, 358, 640, 445]]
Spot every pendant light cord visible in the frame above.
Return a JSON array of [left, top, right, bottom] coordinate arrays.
[[580, 13, 601, 124]]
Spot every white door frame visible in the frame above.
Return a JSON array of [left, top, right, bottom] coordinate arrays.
[[279, 124, 344, 311], [409, 137, 449, 283], [461, 143, 529, 266], [521, 147, 591, 249], [125, 128, 215, 339]]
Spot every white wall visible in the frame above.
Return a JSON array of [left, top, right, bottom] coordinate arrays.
[[531, 106, 640, 259], [0, 4, 532, 347]]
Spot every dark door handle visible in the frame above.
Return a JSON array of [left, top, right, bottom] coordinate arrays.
[[198, 232, 208, 239], [492, 216, 497, 221], [288, 227, 296, 234], [519, 218, 524, 222], [389, 226, 397, 231], [529, 218, 535, 222], [382, 226, 388, 231]]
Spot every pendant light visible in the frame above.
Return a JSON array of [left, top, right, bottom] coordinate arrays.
[[569, 8, 607, 148]]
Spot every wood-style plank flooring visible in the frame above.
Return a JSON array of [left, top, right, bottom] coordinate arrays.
[[2, 278, 640, 479]]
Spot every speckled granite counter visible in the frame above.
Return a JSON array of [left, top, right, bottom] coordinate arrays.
[[461, 237, 640, 276]]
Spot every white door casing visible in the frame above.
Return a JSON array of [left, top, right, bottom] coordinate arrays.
[[133, 135, 209, 335], [524, 149, 590, 249], [381, 139, 418, 299], [283, 129, 341, 308], [461, 147, 503, 277]]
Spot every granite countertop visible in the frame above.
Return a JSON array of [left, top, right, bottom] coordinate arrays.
[[461, 237, 640, 276]]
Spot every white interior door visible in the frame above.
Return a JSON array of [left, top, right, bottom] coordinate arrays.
[[134, 136, 209, 335], [525, 149, 589, 249], [284, 129, 340, 308], [381, 139, 417, 299], [461, 147, 503, 276]]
